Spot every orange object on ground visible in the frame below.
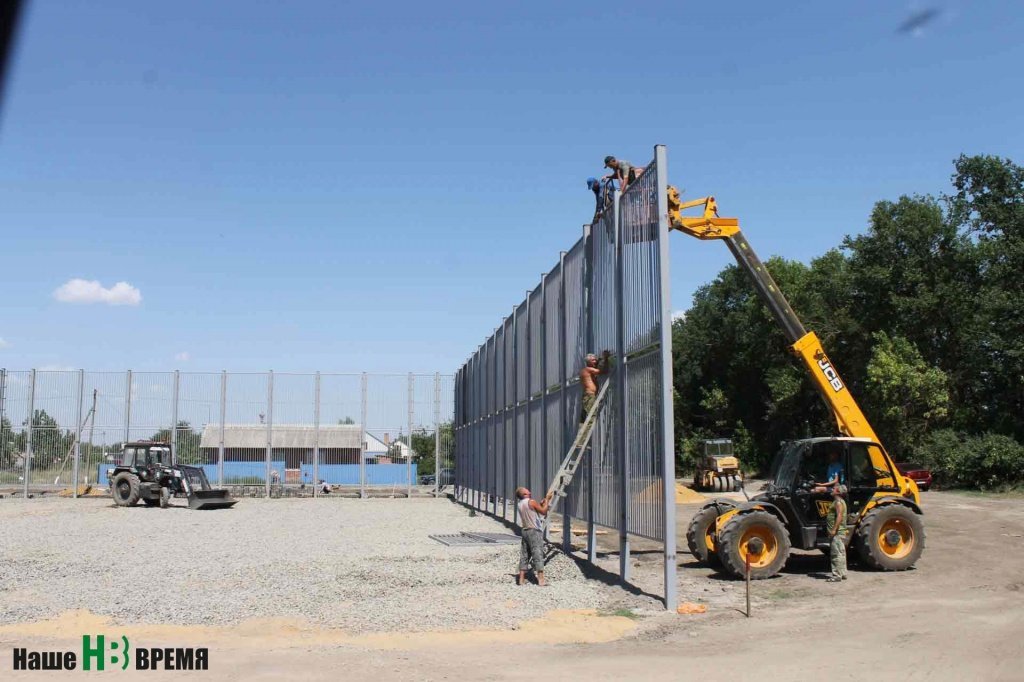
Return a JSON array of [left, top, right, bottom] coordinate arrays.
[[676, 602, 707, 615]]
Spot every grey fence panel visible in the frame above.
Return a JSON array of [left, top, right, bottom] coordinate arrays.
[[622, 155, 663, 355], [527, 287, 543, 397], [625, 349, 666, 539], [544, 266, 562, 389], [527, 397, 543, 496], [563, 239, 587, 383], [503, 317, 515, 407], [514, 305, 528, 403], [0, 371, 32, 488]]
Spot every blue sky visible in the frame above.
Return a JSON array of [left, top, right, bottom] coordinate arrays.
[[1, 1, 1021, 374]]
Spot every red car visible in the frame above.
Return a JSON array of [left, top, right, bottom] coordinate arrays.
[[897, 462, 933, 491]]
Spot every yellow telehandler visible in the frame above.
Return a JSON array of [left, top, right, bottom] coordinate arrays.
[[669, 190, 924, 579]]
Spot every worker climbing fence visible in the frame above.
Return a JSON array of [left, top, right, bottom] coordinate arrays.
[[0, 369, 454, 499], [453, 145, 678, 608]]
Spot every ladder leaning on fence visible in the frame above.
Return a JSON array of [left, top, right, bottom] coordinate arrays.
[[542, 379, 611, 527]]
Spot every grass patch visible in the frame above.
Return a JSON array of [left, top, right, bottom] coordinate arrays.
[[599, 608, 643, 620]]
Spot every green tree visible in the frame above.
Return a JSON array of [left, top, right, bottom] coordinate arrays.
[[148, 421, 203, 465], [338, 416, 355, 425], [864, 332, 950, 458]]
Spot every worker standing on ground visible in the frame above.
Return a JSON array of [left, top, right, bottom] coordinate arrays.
[[603, 156, 640, 191], [579, 351, 611, 423], [516, 487, 552, 586], [826, 484, 849, 582]]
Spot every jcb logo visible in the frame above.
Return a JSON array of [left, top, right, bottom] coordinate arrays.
[[817, 358, 844, 392]]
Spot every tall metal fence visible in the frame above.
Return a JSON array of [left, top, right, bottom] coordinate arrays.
[[0, 369, 454, 498], [453, 145, 678, 608]]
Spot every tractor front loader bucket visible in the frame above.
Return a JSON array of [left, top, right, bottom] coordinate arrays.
[[187, 489, 237, 510], [178, 465, 238, 510]]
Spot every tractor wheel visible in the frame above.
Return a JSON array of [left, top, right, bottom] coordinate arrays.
[[855, 504, 925, 571], [717, 511, 791, 580], [111, 473, 141, 507], [731, 476, 741, 492], [714, 477, 723, 493], [685, 501, 735, 565], [159, 487, 170, 509]]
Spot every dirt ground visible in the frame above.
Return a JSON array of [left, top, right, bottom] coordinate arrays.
[[3, 489, 1023, 681]]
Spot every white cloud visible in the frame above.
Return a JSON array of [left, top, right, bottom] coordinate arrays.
[[672, 310, 687, 322], [174, 352, 191, 362], [0, 337, 9, 349], [53, 279, 142, 306]]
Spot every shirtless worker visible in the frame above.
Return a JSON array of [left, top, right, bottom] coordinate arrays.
[[579, 351, 611, 423]]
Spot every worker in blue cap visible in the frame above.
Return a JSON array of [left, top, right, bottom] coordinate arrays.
[[587, 176, 617, 224]]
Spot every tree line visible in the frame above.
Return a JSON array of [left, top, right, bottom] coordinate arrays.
[[672, 154, 1024, 490]]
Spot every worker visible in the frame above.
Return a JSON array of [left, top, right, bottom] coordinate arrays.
[[587, 177, 618, 223], [516, 486, 552, 586], [813, 448, 845, 493], [603, 156, 641, 191], [270, 469, 281, 498], [579, 350, 611, 423], [826, 484, 849, 582]]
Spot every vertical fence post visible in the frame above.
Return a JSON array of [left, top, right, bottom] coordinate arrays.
[[614, 189, 631, 582], [559, 251, 571, 552], [313, 371, 321, 499], [0, 369, 7, 490], [539, 275, 549, 540], [524, 291, 532, 512], [171, 370, 180, 461], [218, 371, 227, 486], [123, 370, 132, 445], [510, 306, 518, 526], [583, 224, 596, 563], [265, 370, 274, 499], [434, 372, 441, 497], [24, 369, 35, 497], [407, 373, 414, 498], [360, 372, 367, 499], [73, 369, 85, 497], [655, 144, 679, 611]]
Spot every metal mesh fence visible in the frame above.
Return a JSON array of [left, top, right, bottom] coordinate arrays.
[[452, 145, 678, 608], [0, 369, 454, 498]]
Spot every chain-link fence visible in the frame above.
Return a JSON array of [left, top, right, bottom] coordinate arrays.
[[453, 145, 678, 608], [0, 369, 454, 498]]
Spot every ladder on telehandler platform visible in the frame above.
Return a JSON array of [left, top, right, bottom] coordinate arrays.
[[543, 379, 611, 524]]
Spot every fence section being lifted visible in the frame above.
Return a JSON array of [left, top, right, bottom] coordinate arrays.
[[453, 145, 678, 608]]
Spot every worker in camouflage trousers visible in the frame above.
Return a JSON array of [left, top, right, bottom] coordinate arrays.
[[826, 484, 849, 582]]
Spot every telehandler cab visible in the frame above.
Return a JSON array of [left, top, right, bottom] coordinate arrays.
[[669, 190, 924, 579]]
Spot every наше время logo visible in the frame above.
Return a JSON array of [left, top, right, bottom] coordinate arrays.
[[12, 635, 209, 671]]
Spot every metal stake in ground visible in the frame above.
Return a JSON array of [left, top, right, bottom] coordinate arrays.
[[745, 537, 763, 618]]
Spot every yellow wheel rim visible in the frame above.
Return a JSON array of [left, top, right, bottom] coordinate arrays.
[[878, 517, 914, 559], [738, 524, 779, 569], [704, 526, 715, 553]]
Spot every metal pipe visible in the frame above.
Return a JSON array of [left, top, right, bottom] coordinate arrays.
[[73, 369, 84, 497], [614, 188, 631, 581], [24, 368, 35, 497], [407, 372, 414, 499], [434, 372, 441, 497], [171, 370, 180, 462], [218, 371, 226, 486], [360, 372, 367, 499], [313, 371, 321, 499], [123, 370, 132, 445], [655, 144, 679, 610], [265, 370, 273, 499]]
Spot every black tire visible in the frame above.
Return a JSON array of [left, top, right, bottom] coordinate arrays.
[[714, 477, 723, 493], [855, 504, 925, 571], [111, 472, 141, 507], [731, 476, 741, 492], [160, 487, 170, 508], [685, 501, 735, 565], [717, 510, 791, 580]]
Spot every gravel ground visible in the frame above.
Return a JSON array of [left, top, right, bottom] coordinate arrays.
[[0, 497, 627, 632]]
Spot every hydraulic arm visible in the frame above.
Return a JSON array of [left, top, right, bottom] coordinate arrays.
[[666, 188, 881, 445]]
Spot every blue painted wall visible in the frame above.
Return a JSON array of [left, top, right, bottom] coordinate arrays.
[[96, 462, 417, 486]]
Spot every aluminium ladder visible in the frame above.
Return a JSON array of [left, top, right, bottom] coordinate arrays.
[[543, 379, 611, 526]]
